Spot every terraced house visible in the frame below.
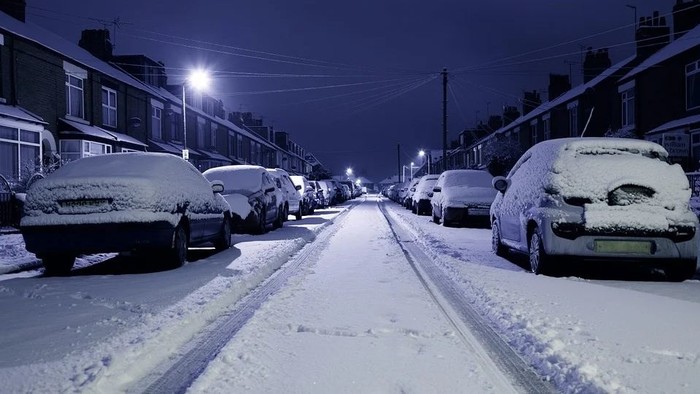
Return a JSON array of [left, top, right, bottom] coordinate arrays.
[[0, 0, 315, 183]]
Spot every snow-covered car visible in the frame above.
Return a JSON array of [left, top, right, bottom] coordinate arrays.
[[290, 175, 315, 215], [20, 153, 232, 274], [316, 180, 334, 208], [490, 138, 699, 280], [431, 169, 496, 227], [267, 168, 302, 220], [411, 174, 440, 215], [203, 165, 282, 234], [403, 178, 421, 209]]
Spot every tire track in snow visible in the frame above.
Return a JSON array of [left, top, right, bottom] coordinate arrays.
[[377, 199, 556, 394], [132, 201, 360, 394]]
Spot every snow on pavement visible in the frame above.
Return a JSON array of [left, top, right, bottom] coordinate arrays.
[[188, 198, 519, 393]]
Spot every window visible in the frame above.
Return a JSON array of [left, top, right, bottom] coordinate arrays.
[[65, 74, 84, 118], [237, 135, 244, 160], [121, 147, 139, 153], [542, 115, 551, 140], [152, 106, 162, 140], [210, 123, 217, 148], [621, 88, 635, 128], [0, 126, 41, 180], [59, 139, 111, 163], [101, 87, 117, 127], [169, 108, 180, 141], [692, 130, 700, 164], [530, 119, 538, 144], [568, 103, 579, 137], [196, 117, 206, 148], [687, 60, 700, 110]]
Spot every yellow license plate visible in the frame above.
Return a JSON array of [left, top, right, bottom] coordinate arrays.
[[594, 240, 652, 254]]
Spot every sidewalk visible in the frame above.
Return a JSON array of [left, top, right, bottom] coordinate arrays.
[[0, 227, 42, 275]]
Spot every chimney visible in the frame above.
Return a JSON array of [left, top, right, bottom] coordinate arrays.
[[522, 90, 541, 115], [673, 0, 700, 40], [78, 29, 113, 61], [0, 0, 26, 22], [502, 105, 520, 126], [582, 48, 611, 83], [548, 73, 571, 100], [635, 11, 671, 59]]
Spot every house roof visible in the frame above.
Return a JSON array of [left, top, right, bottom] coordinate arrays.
[[622, 24, 700, 81], [0, 103, 46, 124], [0, 12, 165, 100], [646, 113, 700, 135]]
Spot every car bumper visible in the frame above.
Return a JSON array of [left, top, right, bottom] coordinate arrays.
[[417, 199, 431, 212], [542, 231, 698, 262], [21, 221, 177, 257], [443, 206, 491, 222]]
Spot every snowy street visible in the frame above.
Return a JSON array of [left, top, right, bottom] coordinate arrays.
[[1, 196, 700, 392]]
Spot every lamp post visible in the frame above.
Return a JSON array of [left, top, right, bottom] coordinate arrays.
[[410, 162, 415, 180], [181, 69, 210, 160], [419, 149, 431, 175]]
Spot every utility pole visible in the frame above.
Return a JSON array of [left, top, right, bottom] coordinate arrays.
[[441, 68, 448, 172], [397, 143, 401, 183]]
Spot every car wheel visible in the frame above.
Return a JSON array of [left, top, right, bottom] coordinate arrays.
[[165, 225, 188, 269], [432, 208, 440, 224], [492, 222, 507, 257], [257, 208, 268, 234], [665, 259, 697, 282], [441, 208, 451, 227], [214, 218, 232, 251], [295, 208, 302, 220], [43, 254, 75, 276], [528, 228, 551, 275], [274, 206, 284, 229]]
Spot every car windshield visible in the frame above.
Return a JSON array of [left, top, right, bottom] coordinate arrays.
[[443, 171, 492, 188]]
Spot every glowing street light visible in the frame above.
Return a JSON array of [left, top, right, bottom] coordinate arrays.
[[419, 149, 431, 174], [182, 69, 211, 160], [346, 167, 353, 177]]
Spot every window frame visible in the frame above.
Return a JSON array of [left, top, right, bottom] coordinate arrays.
[[101, 86, 117, 128]]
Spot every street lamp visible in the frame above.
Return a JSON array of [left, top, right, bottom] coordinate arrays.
[[181, 69, 211, 160], [410, 161, 415, 180], [346, 167, 353, 179], [419, 149, 431, 174], [402, 162, 417, 182]]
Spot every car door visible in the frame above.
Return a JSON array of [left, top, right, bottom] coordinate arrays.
[[431, 174, 446, 217], [498, 156, 532, 245], [262, 172, 278, 222]]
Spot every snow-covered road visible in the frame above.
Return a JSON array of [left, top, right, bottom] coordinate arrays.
[[188, 195, 534, 393], [1, 195, 700, 393]]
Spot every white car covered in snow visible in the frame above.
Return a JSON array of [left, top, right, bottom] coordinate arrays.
[[267, 168, 303, 220], [20, 153, 232, 274], [430, 169, 496, 227], [490, 137, 699, 280], [411, 174, 440, 215]]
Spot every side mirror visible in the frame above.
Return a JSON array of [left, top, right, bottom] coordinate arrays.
[[433, 186, 441, 193], [295, 184, 302, 190], [492, 176, 510, 193], [211, 180, 225, 194]]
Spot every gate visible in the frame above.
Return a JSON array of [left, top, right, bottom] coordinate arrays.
[[0, 175, 13, 227]]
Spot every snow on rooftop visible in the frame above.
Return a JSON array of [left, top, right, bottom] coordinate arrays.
[[622, 24, 700, 81]]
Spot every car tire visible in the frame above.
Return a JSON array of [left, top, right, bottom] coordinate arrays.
[[665, 259, 697, 282], [295, 209, 302, 220], [492, 222, 507, 257], [441, 208, 451, 227], [43, 254, 75, 276], [257, 208, 268, 234], [274, 206, 284, 229], [214, 218, 232, 251], [165, 225, 188, 269], [432, 208, 440, 224], [528, 228, 551, 275]]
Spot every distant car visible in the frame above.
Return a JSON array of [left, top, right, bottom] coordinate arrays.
[[267, 168, 302, 220], [290, 175, 315, 215], [411, 174, 440, 215], [431, 169, 496, 227], [203, 165, 282, 234], [316, 180, 334, 208], [490, 138, 699, 280], [403, 178, 421, 209], [20, 153, 232, 274]]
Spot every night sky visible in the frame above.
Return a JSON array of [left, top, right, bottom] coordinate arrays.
[[27, 0, 667, 181]]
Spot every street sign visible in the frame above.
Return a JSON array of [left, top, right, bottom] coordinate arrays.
[[662, 133, 689, 157]]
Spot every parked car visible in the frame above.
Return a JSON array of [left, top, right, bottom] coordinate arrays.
[[267, 168, 302, 220], [316, 180, 334, 208], [310, 180, 327, 208], [20, 153, 232, 274], [490, 138, 699, 280], [203, 165, 282, 234], [431, 169, 496, 227], [403, 178, 421, 209], [290, 175, 315, 215], [411, 174, 440, 215]]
